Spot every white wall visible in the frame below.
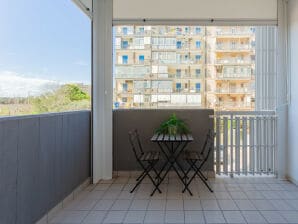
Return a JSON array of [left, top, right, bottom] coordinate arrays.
[[287, 0, 298, 184]]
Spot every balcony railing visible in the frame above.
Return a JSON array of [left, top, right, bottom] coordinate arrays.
[[216, 73, 253, 79], [216, 44, 252, 51], [215, 59, 253, 65], [215, 29, 254, 36], [217, 102, 253, 108], [212, 111, 277, 176], [151, 45, 177, 50], [215, 87, 252, 94], [115, 44, 149, 50]]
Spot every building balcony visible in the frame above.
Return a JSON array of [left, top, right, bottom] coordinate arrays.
[[115, 30, 152, 37], [215, 45, 253, 52], [216, 101, 254, 109], [214, 59, 254, 65], [151, 45, 177, 50], [214, 88, 252, 94], [115, 44, 150, 50], [216, 73, 253, 80], [215, 29, 254, 36], [115, 60, 151, 66]]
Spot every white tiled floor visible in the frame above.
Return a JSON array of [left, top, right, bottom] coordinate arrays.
[[49, 173, 298, 224]]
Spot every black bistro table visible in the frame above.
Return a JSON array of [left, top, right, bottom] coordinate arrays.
[[151, 133, 194, 195]]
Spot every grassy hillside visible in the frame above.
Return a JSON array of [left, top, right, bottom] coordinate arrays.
[[0, 84, 91, 116]]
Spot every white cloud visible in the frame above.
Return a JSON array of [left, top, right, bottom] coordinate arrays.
[[0, 71, 60, 97]]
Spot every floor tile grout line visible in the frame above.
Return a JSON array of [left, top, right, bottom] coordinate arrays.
[[48, 175, 298, 224]]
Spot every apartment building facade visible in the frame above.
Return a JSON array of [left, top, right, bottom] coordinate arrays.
[[114, 26, 255, 110]]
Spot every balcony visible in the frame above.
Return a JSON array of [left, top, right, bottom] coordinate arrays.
[[1, 105, 298, 224], [2, 109, 293, 224], [215, 28, 254, 37], [115, 60, 152, 66], [214, 59, 254, 65], [151, 45, 177, 50], [214, 87, 252, 94], [115, 44, 150, 50], [216, 73, 253, 80], [2, 1, 298, 223], [217, 101, 254, 110], [216, 44, 253, 52]]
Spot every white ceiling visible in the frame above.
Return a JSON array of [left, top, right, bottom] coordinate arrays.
[[72, 0, 278, 25], [113, 0, 277, 24]]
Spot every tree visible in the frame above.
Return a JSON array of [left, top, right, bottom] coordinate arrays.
[[32, 84, 91, 113]]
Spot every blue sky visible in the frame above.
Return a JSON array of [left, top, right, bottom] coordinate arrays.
[[0, 0, 91, 84]]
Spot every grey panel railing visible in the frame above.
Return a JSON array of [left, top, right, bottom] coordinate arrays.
[[113, 109, 214, 172], [0, 111, 91, 224]]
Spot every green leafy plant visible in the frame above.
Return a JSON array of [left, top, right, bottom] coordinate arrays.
[[155, 113, 190, 135]]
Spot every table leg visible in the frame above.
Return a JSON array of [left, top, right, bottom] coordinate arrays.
[[152, 141, 193, 195]]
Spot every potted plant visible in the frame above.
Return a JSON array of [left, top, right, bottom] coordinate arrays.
[[155, 113, 190, 135]]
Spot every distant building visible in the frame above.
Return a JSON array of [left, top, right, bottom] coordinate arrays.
[[114, 26, 255, 110]]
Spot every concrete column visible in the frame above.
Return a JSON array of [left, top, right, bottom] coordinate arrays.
[[276, 0, 289, 180], [92, 0, 113, 183]]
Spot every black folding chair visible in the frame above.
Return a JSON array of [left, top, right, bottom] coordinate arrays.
[[128, 129, 162, 195], [183, 130, 215, 193]]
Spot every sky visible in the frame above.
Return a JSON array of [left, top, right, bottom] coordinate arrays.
[[0, 0, 91, 85]]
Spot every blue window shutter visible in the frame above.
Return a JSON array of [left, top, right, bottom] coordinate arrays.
[[176, 83, 181, 89], [122, 41, 128, 49], [122, 55, 128, 64], [176, 41, 182, 49], [196, 83, 201, 91], [139, 55, 145, 61], [196, 41, 201, 48]]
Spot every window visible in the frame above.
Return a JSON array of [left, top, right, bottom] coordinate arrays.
[[195, 69, 201, 77], [122, 40, 129, 49], [196, 83, 201, 92], [176, 27, 182, 35], [250, 27, 256, 33], [176, 83, 182, 91], [196, 41, 201, 49], [195, 27, 201, 34], [122, 55, 128, 64], [139, 27, 144, 34], [122, 27, 128, 35], [176, 69, 181, 78], [176, 41, 182, 49], [122, 97, 127, 102], [195, 55, 201, 62], [139, 55, 145, 63], [114, 102, 120, 109], [123, 83, 128, 92]]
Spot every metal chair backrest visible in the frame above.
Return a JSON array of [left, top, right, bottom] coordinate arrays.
[[128, 129, 144, 159], [201, 130, 215, 163], [200, 129, 212, 156]]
